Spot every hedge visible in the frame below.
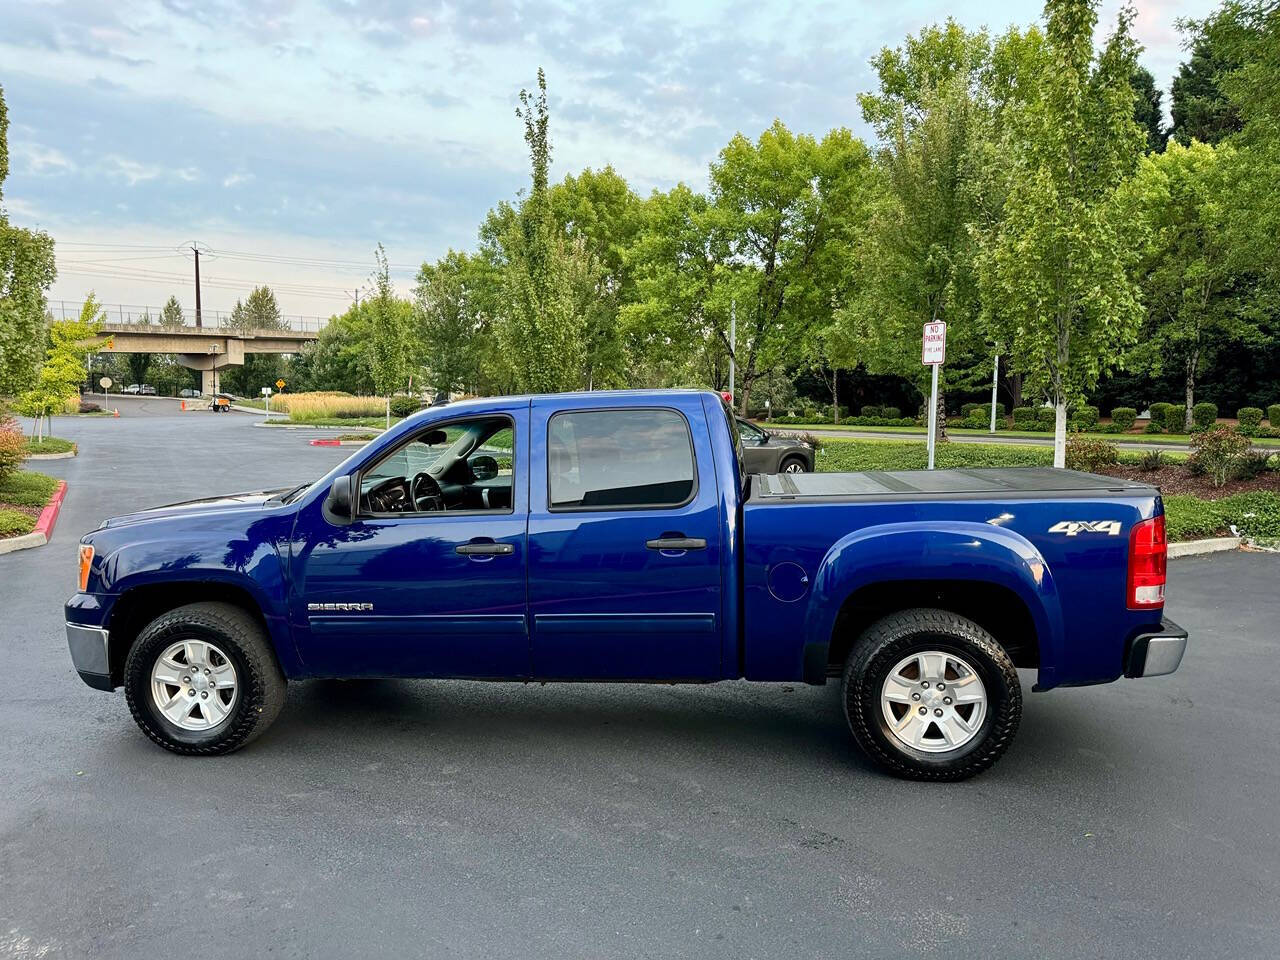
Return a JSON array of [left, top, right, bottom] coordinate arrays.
[[1268, 404, 1280, 428], [1192, 402, 1218, 430], [1012, 406, 1037, 427], [1149, 402, 1172, 425], [1164, 404, 1186, 433], [1071, 405, 1099, 430], [1237, 407, 1264, 433], [1035, 407, 1055, 426], [1110, 407, 1137, 431]]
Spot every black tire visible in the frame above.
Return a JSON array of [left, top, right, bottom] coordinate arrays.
[[841, 608, 1021, 781], [779, 455, 808, 474], [124, 602, 287, 755]]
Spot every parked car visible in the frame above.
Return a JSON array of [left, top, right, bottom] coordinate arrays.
[[65, 389, 1185, 780], [123, 384, 141, 394], [179, 389, 200, 398], [139, 384, 156, 396], [737, 417, 814, 474]]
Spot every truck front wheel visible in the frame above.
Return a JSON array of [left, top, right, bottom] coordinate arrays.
[[841, 608, 1021, 781], [123, 602, 287, 755]]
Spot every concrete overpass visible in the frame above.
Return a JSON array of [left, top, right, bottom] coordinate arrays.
[[96, 323, 318, 393]]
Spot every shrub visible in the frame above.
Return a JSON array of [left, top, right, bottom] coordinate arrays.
[[0, 427, 25, 481], [960, 403, 980, 418], [1071, 405, 1100, 430], [1164, 404, 1186, 433], [1148, 402, 1172, 425], [1163, 492, 1280, 542], [1035, 407, 1055, 426], [1234, 450, 1275, 481], [1189, 424, 1252, 488], [0, 509, 36, 538], [389, 395, 423, 418], [860, 404, 882, 418], [1192, 402, 1218, 430], [1237, 407, 1264, 434], [269, 391, 388, 421], [1144, 421, 1164, 434], [1065, 435, 1119, 472], [881, 406, 901, 420], [1138, 449, 1164, 472], [1012, 406, 1036, 428], [1110, 407, 1137, 431], [1269, 404, 1280, 428], [78, 401, 101, 414]]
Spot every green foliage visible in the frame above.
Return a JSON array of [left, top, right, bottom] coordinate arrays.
[[1144, 421, 1165, 434], [0, 469, 58, 507], [818, 438, 1054, 472], [414, 249, 495, 397], [1139, 448, 1165, 471], [23, 436, 73, 454], [978, 0, 1145, 465], [1111, 407, 1137, 430], [1035, 406, 1055, 426], [1237, 406, 1264, 432], [1065, 434, 1119, 471], [1189, 423, 1253, 486], [1169, 34, 1242, 146], [227, 285, 285, 331], [159, 295, 185, 329], [1130, 65, 1168, 153], [1268, 404, 1280, 428], [0, 83, 7, 202], [366, 244, 411, 398], [1164, 404, 1187, 433], [1012, 406, 1036, 427], [0, 141, 57, 396], [1234, 449, 1274, 480], [388, 395, 422, 418], [1071, 404, 1100, 429], [290, 303, 375, 395], [1163, 492, 1280, 541], [882, 406, 901, 420], [0, 508, 34, 537], [862, 405, 883, 418], [18, 296, 104, 434], [0, 422, 23, 479], [1192, 401, 1219, 429]]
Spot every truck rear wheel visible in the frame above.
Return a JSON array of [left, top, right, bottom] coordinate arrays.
[[841, 608, 1021, 781], [123, 602, 287, 755]]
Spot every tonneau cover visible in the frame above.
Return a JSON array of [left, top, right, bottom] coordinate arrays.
[[751, 467, 1156, 502]]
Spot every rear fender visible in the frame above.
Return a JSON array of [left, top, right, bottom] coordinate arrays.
[[802, 521, 1065, 684]]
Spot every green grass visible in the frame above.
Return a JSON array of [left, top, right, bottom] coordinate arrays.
[[0, 470, 59, 508], [1163, 492, 1280, 542], [0, 508, 36, 538], [813, 437, 1187, 472], [772, 421, 1280, 447], [23, 437, 75, 455]]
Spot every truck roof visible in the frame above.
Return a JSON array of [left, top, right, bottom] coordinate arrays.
[[414, 389, 719, 417], [751, 467, 1158, 502]]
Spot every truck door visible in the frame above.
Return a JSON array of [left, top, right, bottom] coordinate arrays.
[[527, 396, 723, 680], [289, 404, 530, 678]]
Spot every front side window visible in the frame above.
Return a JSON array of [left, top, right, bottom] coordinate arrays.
[[548, 409, 695, 510], [737, 418, 766, 443], [360, 416, 514, 515]]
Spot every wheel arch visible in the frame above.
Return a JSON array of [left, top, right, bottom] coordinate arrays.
[[801, 521, 1064, 685]]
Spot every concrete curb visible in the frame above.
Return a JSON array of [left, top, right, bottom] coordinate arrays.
[[0, 479, 67, 555], [1169, 536, 1242, 558], [27, 449, 77, 460], [251, 421, 387, 432], [309, 439, 372, 447]]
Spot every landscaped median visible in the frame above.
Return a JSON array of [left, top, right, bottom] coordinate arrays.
[[24, 436, 77, 459], [0, 470, 67, 555], [808, 436, 1279, 547]]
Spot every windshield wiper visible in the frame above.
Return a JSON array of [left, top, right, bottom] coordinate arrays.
[[278, 482, 310, 504]]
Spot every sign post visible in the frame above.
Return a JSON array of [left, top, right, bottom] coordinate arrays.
[[99, 376, 112, 407], [921, 322, 947, 469], [261, 385, 272, 416]]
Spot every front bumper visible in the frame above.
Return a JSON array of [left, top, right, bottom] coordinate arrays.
[[1124, 617, 1188, 678], [66, 622, 114, 691]]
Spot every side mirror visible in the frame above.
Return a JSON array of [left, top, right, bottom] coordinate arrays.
[[423, 429, 448, 446], [325, 475, 355, 524], [470, 454, 499, 481], [759, 431, 770, 443]]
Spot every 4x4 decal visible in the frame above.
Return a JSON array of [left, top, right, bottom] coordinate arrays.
[[1048, 520, 1122, 536]]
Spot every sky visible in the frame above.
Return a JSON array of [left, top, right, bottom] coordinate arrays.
[[2, 0, 1218, 322]]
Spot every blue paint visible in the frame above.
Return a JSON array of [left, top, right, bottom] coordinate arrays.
[[66, 389, 1169, 692]]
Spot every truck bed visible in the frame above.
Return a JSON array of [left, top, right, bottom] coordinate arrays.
[[750, 467, 1156, 502]]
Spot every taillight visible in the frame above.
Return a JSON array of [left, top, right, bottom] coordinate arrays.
[[78, 544, 94, 592], [1127, 515, 1166, 610]]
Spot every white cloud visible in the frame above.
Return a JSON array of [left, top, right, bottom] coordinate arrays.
[[222, 172, 254, 188], [105, 155, 162, 186], [14, 142, 76, 174]]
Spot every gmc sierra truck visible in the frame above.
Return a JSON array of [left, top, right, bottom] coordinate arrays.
[[65, 390, 1187, 780]]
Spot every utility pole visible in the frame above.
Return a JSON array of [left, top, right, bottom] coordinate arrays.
[[192, 245, 203, 327]]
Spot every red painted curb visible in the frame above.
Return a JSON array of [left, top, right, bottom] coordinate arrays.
[[34, 480, 68, 539], [309, 439, 341, 446]]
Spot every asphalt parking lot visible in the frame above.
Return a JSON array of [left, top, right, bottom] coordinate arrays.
[[2, 398, 1277, 959]]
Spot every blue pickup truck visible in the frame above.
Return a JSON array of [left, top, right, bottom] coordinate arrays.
[[65, 389, 1187, 779]]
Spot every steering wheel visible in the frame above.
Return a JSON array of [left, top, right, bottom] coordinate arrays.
[[410, 471, 445, 512]]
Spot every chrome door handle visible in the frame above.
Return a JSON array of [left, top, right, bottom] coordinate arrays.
[[455, 542, 514, 556]]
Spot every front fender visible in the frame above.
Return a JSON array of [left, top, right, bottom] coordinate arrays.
[[802, 521, 1065, 685]]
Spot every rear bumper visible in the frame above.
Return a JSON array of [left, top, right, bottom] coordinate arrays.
[[66, 622, 114, 691], [1124, 617, 1188, 679]]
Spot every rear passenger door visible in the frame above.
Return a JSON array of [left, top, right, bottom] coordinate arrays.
[[528, 397, 723, 680]]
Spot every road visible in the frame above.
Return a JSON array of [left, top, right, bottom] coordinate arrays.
[[2, 402, 1278, 959]]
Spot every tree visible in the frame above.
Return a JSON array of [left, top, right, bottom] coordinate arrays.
[[1122, 141, 1253, 429], [290, 303, 376, 394], [1130, 66, 1168, 152], [1169, 34, 1242, 146], [125, 352, 151, 386], [414, 250, 496, 398], [0, 81, 57, 399], [19, 295, 104, 439], [978, 0, 1145, 467], [366, 244, 411, 425], [159, 295, 185, 329], [227, 285, 284, 331]]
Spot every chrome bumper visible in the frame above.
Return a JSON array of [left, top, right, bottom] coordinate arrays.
[[1124, 618, 1188, 679], [66, 622, 114, 691]]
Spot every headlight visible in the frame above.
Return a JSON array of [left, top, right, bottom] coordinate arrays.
[[78, 544, 94, 592]]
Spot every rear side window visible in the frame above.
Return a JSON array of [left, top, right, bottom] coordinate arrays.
[[548, 409, 695, 510]]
